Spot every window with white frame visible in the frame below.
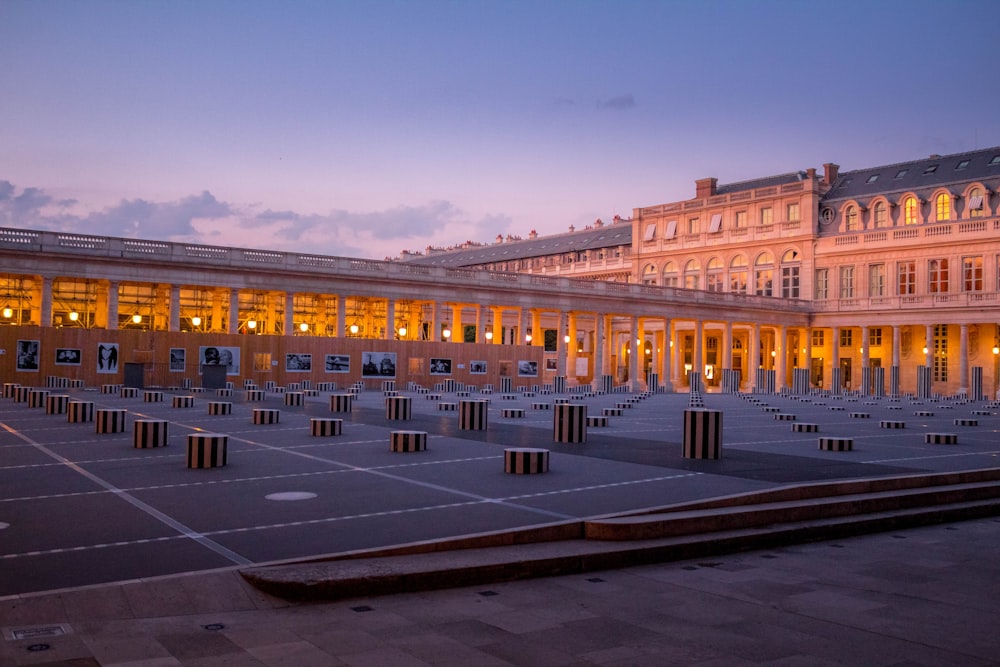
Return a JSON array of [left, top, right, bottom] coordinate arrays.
[[662, 261, 678, 287], [780, 249, 800, 298], [962, 256, 983, 292], [897, 260, 916, 295], [730, 255, 748, 294], [935, 193, 951, 222], [754, 252, 774, 296], [815, 268, 829, 299], [759, 207, 773, 226], [869, 327, 882, 347], [874, 201, 888, 227], [642, 263, 658, 285], [706, 257, 724, 292], [904, 196, 918, 225], [845, 206, 860, 231], [683, 259, 700, 290], [786, 202, 800, 221], [687, 217, 699, 235], [734, 210, 747, 228], [969, 188, 984, 218], [811, 330, 825, 347], [869, 263, 885, 297], [840, 329, 853, 347], [928, 259, 949, 293], [839, 266, 855, 298]]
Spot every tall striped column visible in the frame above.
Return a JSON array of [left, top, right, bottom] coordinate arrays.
[[683, 409, 722, 459], [917, 365, 932, 399], [601, 375, 613, 393], [971, 366, 984, 401], [553, 403, 587, 443], [860, 366, 872, 396], [553, 375, 566, 394], [458, 399, 489, 430], [792, 368, 809, 395], [645, 372, 658, 394], [830, 367, 842, 396], [871, 367, 885, 397], [499, 377, 512, 393], [889, 365, 900, 397]]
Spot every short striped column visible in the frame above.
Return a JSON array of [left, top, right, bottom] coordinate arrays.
[[95, 408, 127, 433], [926, 433, 958, 444], [46, 394, 70, 414], [172, 395, 195, 408], [186, 433, 228, 468], [144, 390, 164, 402], [390, 430, 427, 452], [553, 403, 587, 443], [330, 394, 353, 413], [284, 392, 304, 407], [252, 408, 280, 424], [208, 401, 232, 415], [774, 413, 796, 421], [120, 386, 139, 398], [310, 417, 343, 436], [386, 396, 412, 420], [316, 382, 336, 392], [67, 401, 95, 423], [603, 407, 622, 417], [246, 389, 265, 401], [880, 420, 906, 429], [459, 399, 489, 431], [532, 402, 551, 411], [14, 386, 30, 402], [28, 389, 49, 408], [216, 388, 233, 397], [264, 381, 277, 391], [438, 402, 457, 411], [954, 418, 978, 426], [286, 382, 301, 392], [133, 419, 168, 448], [382, 380, 396, 393], [818, 437, 852, 451], [587, 415, 609, 427], [3, 382, 21, 398], [683, 409, 722, 459], [504, 447, 549, 474], [502, 408, 525, 418], [100, 384, 120, 395], [499, 377, 512, 393], [791, 422, 818, 432], [850, 412, 870, 419]]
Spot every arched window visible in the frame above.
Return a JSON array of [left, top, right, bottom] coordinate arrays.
[[729, 255, 748, 294], [935, 193, 951, 222], [780, 249, 800, 298], [683, 259, 700, 290], [874, 201, 888, 228], [845, 206, 859, 231], [641, 264, 658, 285], [706, 257, 723, 292], [662, 261, 678, 287], [904, 196, 918, 225], [754, 251, 774, 297], [969, 187, 984, 218]]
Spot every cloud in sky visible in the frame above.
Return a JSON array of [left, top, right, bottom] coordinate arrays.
[[0, 180, 511, 260], [597, 94, 636, 110]]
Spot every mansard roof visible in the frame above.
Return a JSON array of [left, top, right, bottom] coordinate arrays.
[[404, 223, 633, 267], [822, 146, 1000, 206], [715, 171, 808, 196]]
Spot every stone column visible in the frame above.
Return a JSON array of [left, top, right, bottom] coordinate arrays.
[[567, 311, 578, 384], [722, 320, 733, 370], [284, 293, 294, 336], [749, 323, 760, 391], [925, 324, 934, 367], [693, 319, 704, 387], [960, 324, 969, 394], [662, 317, 673, 392], [628, 315, 639, 391], [169, 285, 181, 332], [775, 325, 786, 391], [336, 295, 346, 337], [229, 289, 239, 334], [557, 310, 568, 376], [476, 305, 485, 344], [592, 313, 605, 391], [386, 299, 395, 340], [40, 275, 52, 327], [106, 281, 119, 330]]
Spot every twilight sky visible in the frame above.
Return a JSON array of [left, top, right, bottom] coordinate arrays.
[[2, 0, 998, 260]]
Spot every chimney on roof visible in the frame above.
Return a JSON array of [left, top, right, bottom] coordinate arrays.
[[528, 229, 537, 239], [568, 224, 575, 232], [695, 177, 718, 199], [823, 163, 840, 185], [496, 234, 503, 244], [806, 167, 816, 180]]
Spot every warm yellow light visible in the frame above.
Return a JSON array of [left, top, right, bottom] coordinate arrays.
[[248, 319, 258, 330], [132, 313, 142, 324], [299, 322, 309, 332], [191, 316, 202, 327], [443, 328, 451, 339], [349, 323, 358, 334], [69, 311, 79, 321], [564, 335, 570, 343], [2, 307, 11, 318], [922, 346, 929, 354], [993, 346, 999, 355], [525, 334, 532, 342], [398, 327, 407, 337], [771, 350, 777, 357], [485, 331, 493, 340]]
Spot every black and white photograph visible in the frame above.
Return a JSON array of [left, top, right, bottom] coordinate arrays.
[[200, 346, 240, 375], [545, 358, 558, 372], [362, 351, 396, 377], [55, 348, 81, 366], [96, 342, 119, 374], [517, 360, 538, 377], [325, 354, 350, 373], [469, 360, 487, 375], [429, 357, 452, 375], [286, 353, 312, 371], [16, 339, 40, 371], [169, 348, 186, 372]]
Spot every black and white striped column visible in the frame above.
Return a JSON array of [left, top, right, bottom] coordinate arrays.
[[459, 399, 489, 430], [871, 366, 885, 398], [310, 417, 343, 436], [46, 394, 69, 414], [553, 403, 587, 443], [504, 447, 549, 474], [330, 394, 353, 413], [133, 419, 168, 448], [284, 392, 304, 406], [252, 408, 280, 424], [971, 366, 984, 401], [889, 365, 900, 397], [682, 409, 722, 459], [792, 368, 810, 395], [67, 401, 95, 423], [186, 433, 228, 468], [917, 365, 932, 399], [830, 367, 842, 396], [95, 408, 127, 433], [207, 401, 232, 415], [390, 430, 427, 452], [386, 396, 412, 420], [28, 389, 49, 408]]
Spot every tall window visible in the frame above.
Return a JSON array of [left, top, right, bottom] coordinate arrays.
[[935, 193, 951, 221], [869, 327, 882, 347], [897, 261, 916, 295], [840, 329, 853, 347], [969, 187, 984, 218], [786, 202, 800, 221], [706, 257, 724, 292], [730, 255, 748, 294], [759, 207, 773, 226], [839, 266, 855, 298], [933, 324, 948, 382], [734, 210, 747, 228], [683, 260, 700, 290], [845, 206, 859, 231], [754, 252, 774, 296], [662, 261, 678, 287], [928, 259, 949, 293], [874, 201, 888, 228], [687, 217, 699, 234], [904, 196, 918, 225], [811, 330, 825, 347], [868, 263, 885, 297], [642, 264, 658, 285], [963, 256, 983, 292], [780, 250, 800, 298], [815, 268, 829, 299]]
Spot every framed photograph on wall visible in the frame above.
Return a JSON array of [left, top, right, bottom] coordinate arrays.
[[199, 346, 240, 375], [96, 342, 119, 374], [469, 360, 487, 375], [16, 340, 40, 371], [429, 358, 452, 375], [362, 351, 396, 378], [325, 354, 350, 373], [55, 348, 81, 366], [517, 360, 538, 377], [286, 353, 312, 371]]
